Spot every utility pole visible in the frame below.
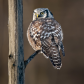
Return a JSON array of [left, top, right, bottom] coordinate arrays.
[[8, 0, 24, 84]]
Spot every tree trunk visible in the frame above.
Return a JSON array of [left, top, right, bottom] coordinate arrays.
[[8, 0, 24, 84]]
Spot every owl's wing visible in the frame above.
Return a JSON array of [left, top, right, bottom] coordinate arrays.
[[53, 23, 65, 57], [41, 34, 62, 69], [59, 41, 65, 56]]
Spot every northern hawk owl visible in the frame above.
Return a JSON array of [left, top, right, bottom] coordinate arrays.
[[27, 8, 65, 69]]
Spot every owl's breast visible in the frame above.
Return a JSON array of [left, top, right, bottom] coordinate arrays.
[[27, 20, 43, 51]]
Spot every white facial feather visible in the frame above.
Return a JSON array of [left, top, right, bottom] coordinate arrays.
[[33, 8, 54, 21]]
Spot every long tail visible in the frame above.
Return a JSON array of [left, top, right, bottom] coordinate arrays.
[[49, 45, 62, 69]]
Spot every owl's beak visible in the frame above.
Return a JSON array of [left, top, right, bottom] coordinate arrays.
[[35, 13, 38, 18]]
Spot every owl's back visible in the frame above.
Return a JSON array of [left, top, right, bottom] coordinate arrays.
[[27, 18, 63, 50]]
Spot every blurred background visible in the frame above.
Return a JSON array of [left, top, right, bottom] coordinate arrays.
[[0, 0, 84, 84]]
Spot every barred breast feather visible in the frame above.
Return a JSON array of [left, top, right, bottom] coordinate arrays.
[[27, 18, 65, 69]]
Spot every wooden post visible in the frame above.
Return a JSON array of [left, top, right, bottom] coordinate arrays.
[[8, 0, 24, 84]]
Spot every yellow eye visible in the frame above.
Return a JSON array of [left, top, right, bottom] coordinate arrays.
[[41, 12, 44, 15]]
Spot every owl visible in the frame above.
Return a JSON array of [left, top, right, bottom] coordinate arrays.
[[27, 8, 65, 69]]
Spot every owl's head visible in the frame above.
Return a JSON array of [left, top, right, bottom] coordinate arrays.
[[33, 8, 54, 21]]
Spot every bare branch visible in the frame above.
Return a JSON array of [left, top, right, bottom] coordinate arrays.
[[24, 50, 41, 68]]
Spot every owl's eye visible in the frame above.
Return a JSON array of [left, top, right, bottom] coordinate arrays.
[[41, 12, 44, 15]]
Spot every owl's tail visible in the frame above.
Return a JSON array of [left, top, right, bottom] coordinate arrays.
[[49, 45, 62, 69]]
